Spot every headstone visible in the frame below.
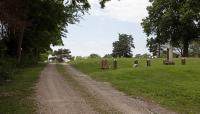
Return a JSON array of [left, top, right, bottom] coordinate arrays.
[[181, 58, 186, 65], [113, 59, 117, 69], [104, 59, 109, 69], [163, 59, 166, 65], [164, 45, 175, 65], [133, 60, 139, 68], [101, 59, 109, 69], [147, 59, 151, 67]]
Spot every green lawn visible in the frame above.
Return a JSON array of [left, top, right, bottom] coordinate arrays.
[[0, 64, 45, 114], [70, 58, 200, 114]]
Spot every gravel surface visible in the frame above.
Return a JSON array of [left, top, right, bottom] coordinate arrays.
[[36, 64, 177, 114]]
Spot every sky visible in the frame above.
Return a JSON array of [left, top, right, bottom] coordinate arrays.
[[53, 0, 151, 57]]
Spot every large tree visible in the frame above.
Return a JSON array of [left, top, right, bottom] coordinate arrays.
[[112, 34, 135, 58], [141, 0, 200, 57], [0, 0, 110, 64]]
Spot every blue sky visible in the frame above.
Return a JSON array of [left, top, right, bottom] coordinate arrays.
[[53, 0, 150, 57]]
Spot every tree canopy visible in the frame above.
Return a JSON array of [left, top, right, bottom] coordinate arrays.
[[0, 0, 110, 65], [0, 0, 111, 80], [53, 48, 72, 62], [146, 37, 164, 57], [141, 0, 200, 57], [112, 34, 135, 58]]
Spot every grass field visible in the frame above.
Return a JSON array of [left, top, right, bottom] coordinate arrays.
[[0, 64, 45, 114], [70, 58, 200, 114]]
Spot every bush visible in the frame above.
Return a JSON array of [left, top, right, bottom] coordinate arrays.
[[20, 54, 38, 67], [0, 57, 16, 82]]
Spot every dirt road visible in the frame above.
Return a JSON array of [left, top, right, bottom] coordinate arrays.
[[36, 64, 176, 114]]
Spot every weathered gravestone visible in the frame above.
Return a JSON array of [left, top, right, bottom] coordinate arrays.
[[133, 60, 139, 68], [113, 59, 117, 69], [181, 58, 186, 65], [147, 59, 151, 67], [163, 45, 175, 65], [101, 59, 109, 69]]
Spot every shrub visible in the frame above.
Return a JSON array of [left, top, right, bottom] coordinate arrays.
[[0, 57, 16, 82]]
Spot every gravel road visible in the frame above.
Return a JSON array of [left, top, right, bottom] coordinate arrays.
[[36, 64, 176, 114]]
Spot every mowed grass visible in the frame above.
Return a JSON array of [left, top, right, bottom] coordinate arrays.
[[0, 64, 46, 114], [70, 58, 200, 114]]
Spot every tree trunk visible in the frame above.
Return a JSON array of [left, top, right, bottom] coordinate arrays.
[[17, 26, 25, 64], [158, 44, 161, 58], [183, 41, 189, 57], [34, 48, 39, 60]]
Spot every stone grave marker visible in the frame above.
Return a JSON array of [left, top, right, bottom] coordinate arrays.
[[113, 59, 117, 69], [147, 59, 151, 67], [181, 58, 186, 65], [133, 60, 139, 68], [163, 45, 175, 65]]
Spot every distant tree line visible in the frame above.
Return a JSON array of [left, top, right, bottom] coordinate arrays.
[[89, 53, 101, 58]]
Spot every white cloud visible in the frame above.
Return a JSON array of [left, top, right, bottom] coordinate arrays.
[[88, 0, 150, 23]]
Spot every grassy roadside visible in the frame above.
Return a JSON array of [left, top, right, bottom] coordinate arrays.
[[0, 63, 46, 114], [70, 58, 200, 114]]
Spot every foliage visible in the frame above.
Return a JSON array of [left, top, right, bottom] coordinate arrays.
[[0, 57, 16, 81], [71, 58, 200, 113], [146, 38, 164, 57], [0, 0, 110, 64], [89, 53, 101, 58], [141, 0, 200, 57], [189, 40, 200, 57], [53, 48, 72, 62], [0, 63, 45, 113], [112, 34, 135, 58], [99, 0, 111, 8], [75, 56, 84, 60], [39, 52, 49, 62], [104, 54, 113, 58], [0, 0, 111, 80], [0, 0, 100, 80]]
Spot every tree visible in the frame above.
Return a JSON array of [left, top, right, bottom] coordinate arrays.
[[0, 0, 111, 65], [0, 0, 112, 80], [89, 53, 101, 58], [0, 0, 112, 76], [189, 40, 200, 57], [53, 48, 72, 62], [112, 34, 135, 58], [141, 0, 200, 57], [0, 0, 94, 64], [146, 38, 164, 57], [0, 0, 28, 63]]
